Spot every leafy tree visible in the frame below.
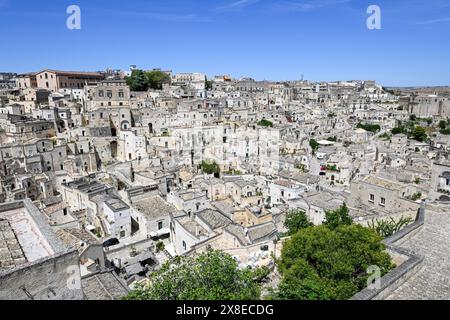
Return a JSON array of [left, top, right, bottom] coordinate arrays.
[[283, 209, 313, 236], [205, 79, 213, 90], [323, 203, 352, 230], [145, 70, 171, 90], [124, 250, 261, 300], [200, 160, 220, 178], [379, 132, 391, 140], [253, 266, 271, 283], [155, 241, 165, 252], [274, 224, 394, 300], [125, 69, 148, 91], [124, 69, 171, 91], [391, 126, 406, 135], [309, 139, 319, 153], [411, 126, 428, 142], [409, 114, 417, 121], [439, 120, 448, 130], [357, 123, 381, 133], [257, 119, 273, 127]]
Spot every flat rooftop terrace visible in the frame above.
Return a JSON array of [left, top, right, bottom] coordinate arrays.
[[0, 200, 69, 273]]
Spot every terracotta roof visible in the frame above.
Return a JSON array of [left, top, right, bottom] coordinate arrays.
[[36, 69, 104, 77]]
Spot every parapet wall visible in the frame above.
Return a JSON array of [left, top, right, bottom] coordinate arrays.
[[0, 249, 83, 300]]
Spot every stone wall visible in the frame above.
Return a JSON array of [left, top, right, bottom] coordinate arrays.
[[351, 201, 426, 300], [0, 199, 83, 300], [0, 250, 83, 300]]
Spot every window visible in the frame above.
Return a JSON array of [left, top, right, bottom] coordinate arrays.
[[98, 90, 104, 97], [118, 90, 124, 98], [182, 241, 187, 251], [380, 197, 386, 207], [369, 194, 375, 203], [158, 221, 163, 230]]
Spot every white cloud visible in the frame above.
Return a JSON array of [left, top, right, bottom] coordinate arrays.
[[417, 17, 450, 25], [270, 0, 351, 13], [214, 0, 260, 12]]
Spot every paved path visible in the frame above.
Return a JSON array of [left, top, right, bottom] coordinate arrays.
[[385, 207, 450, 300]]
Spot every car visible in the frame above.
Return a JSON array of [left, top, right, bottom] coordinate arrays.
[[103, 238, 120, 247]]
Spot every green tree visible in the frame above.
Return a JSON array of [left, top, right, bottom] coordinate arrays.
[[200, 160, 221, 178], [411, 126, 428, 142], [145, 70, 171, 90], [439, 120, 448, 130], [391, 126, 406, 135], [323, 203, 352, 230], [274, 224, 394, 300], [283, 209, 313, 236], [379, 132, 391, 140], [309, 139, 319, 154], [125, 69, 148, 91], [205, 79, 213, 90], [357, 123, 381, 133], [124, 250, 261, 300], [257, 119, 273, 127], [409, 114, 417, 121]]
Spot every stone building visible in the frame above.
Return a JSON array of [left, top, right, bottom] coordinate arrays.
[[84, 80, 130, 111], [34, 69, 105, 92]]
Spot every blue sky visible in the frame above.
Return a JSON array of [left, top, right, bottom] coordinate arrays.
[[0, 0, 449, 86]]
